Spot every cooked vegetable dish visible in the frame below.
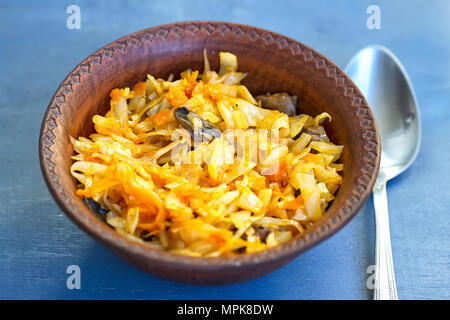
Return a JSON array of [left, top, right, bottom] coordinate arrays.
[[70, 51, 344, 257]]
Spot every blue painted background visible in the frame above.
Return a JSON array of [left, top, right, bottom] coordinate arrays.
[[0, 0, 448, 299]]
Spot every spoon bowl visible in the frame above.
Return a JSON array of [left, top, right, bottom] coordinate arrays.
[[345, 45, 421, 181]]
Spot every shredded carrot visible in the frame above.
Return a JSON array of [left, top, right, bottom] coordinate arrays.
[[283, 195, 303, 210], [133, 81, 147, 95], [110, 88, 123, 103], [166, 85, 189, 107], [267, 161, 289, 184], [147, 109, 174, 125]]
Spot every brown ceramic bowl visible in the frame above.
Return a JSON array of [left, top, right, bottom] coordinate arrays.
[[39, 21, 380, 285]]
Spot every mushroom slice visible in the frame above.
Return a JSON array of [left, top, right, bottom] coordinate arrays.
[[174, 107, 221, 143], [302, 126, 328, 142], [256, 92, 297, 116]]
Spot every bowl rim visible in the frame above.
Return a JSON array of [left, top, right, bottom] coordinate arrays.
[[39, 21, 380, 269]]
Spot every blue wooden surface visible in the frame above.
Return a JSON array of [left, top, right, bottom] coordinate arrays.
[[0, 0, 449, 300]]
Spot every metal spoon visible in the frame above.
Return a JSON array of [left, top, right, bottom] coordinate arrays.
[[345, 45, 421, 300]]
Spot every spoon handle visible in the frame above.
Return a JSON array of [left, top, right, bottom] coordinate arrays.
[[372, 180, 398, 300]]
